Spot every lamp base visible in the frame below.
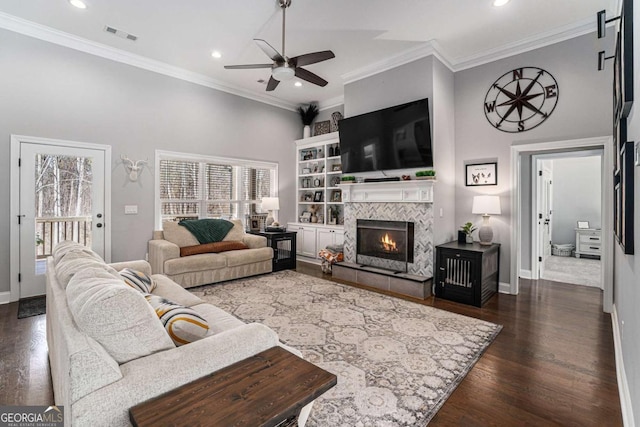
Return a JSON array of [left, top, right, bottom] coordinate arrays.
[[478, 215, 493, 245], [265, 211, 275, 227]]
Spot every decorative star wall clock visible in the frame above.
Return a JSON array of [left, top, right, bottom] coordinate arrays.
[[484, 67, 559, 133]]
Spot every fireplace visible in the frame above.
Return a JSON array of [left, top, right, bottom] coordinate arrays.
[[356, 219, 414, 271]]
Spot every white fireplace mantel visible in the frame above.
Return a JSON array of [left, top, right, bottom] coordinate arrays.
[[340, 180, 434, 203]]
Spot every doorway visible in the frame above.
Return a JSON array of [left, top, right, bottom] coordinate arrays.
[[10, 136, 112, 301], [510, 136, 613, 313]]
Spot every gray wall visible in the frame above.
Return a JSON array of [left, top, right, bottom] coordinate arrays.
[[343, 56, 456, 246], [614, 0, 640, 421], [454, 33, 613, 283], [551, 156, 601, 244], [0, 29, 300, 294]]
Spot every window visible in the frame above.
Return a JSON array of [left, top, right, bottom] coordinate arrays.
[[155, 151, 277, 228]]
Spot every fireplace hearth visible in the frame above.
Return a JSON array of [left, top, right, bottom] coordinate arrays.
[[357, 219, 414, 271]]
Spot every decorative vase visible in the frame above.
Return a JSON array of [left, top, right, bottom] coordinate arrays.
[[311, 214, 318, 223], [303, 125, 311, 138], [466, 234, 473, 244], [458, 231, 466, 244], [330, 111, 343, 132]]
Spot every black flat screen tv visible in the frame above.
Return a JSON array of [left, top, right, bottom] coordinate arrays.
[[338, 98, 433, 174]]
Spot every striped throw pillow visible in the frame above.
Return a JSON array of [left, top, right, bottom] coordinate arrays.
[[145, 295, 209, 346], [119, 268, 156, 293]]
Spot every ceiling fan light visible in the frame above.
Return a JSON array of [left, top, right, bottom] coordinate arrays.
[[69, 0, 87, 9], [493, 0, 510, 6], [272, 66, 295, 81]]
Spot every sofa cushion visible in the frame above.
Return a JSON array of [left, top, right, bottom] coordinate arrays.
[[222, 219, 246, 242], [66, 268, 175, 364], [119, 268, 157, 293], [145, 295, 210, 346], [162, 221, 199, 248], [180, 241, 249, 257], [190, 303, 245, 334], [52, 241, 102, 265], [224, 247, 273, 267], [164, 253, 227, 276], [151, 274, 203, 307], [56, 257, 119, 289]]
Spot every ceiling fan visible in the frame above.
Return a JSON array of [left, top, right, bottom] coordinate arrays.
[[224, 0, 335, 91]]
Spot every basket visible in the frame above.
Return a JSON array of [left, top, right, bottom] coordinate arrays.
[[551, 244, 574, 257]]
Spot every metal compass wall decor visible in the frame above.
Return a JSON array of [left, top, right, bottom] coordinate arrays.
[[484, 67, 559, 133]]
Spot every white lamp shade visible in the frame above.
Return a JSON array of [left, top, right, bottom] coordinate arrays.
[[262, 197, 280, 211], [472, 195, 501, 215]]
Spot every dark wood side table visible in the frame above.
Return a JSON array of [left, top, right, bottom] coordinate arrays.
[[129, 346, 336, 427], [249, 230, 297, 271], [435, 241, 500, 307]]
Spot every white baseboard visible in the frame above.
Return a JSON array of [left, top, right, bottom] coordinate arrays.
[[612, 306, 636, 427], [519, 269, 532, 279], [498, 282, 512, 294], [0, 291, 11, 305]]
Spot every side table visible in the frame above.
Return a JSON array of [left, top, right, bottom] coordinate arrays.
[[249, 230, 297, 271], [129, 346, 336, 427]]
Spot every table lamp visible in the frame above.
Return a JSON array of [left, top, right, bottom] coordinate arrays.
[[262, 197, 280, 227], [472, 195, 501, 245]]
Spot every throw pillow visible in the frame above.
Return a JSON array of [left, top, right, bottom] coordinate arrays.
[[179, 241, 249, 257], [162, 221, 199, 248], [119, 268, 157, 293], [66, 268, 175, 364], [145, 295, 210, 346]]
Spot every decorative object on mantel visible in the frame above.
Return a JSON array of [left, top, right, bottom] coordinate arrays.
[[459, 222, 477, 244], [466, 162, 497, 186], [472, 195, 501, 245], [340, 175, 356, 184], [330, 111, 343, 132], [298, 103, 319, 138], [483, 67, 558, 132], [313, 120, 331, 136], [415, 170, 436, 180], [120, 155, 148, 182]]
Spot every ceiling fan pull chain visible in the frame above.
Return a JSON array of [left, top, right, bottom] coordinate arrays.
[[281, 2, 286, 58]]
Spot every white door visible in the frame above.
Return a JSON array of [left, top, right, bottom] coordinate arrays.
[[19, 142, 106, 298], [537, 164, 553, 276]]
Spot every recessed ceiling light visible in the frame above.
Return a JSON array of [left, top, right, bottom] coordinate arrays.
[[211, 51, 222, 59], [69, 0, 87, 9], [294, 81, 302, 87], [493, 0, 510, 6]]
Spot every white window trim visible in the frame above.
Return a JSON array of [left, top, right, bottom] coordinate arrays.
[[154, 149, 278, 229]]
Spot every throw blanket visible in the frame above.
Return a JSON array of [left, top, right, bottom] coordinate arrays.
[[178, 219, 235, 244]]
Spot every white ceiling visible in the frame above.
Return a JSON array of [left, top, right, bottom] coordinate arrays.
[[0, 0, 617, 110]]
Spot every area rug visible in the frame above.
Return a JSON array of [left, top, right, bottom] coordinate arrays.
[[542, 255, 601, 287], [17, 296, 46, 319], [192, 271, 501, 426]]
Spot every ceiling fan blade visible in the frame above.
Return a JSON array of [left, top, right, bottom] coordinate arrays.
[[295, 67, 328, 87], [290, 50, 335, 67], [266, 76, 280, 91], [224, 64, 273, 69], [254, 39, 284, 63]]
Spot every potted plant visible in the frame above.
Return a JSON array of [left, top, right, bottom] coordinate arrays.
[[297, 103, 319, 138], [340, 175, 356, 184], [415, 170, 436, 180], [459, 222, 476, 244]]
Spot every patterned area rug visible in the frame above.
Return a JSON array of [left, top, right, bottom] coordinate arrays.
[[192, 271, 502, 426]]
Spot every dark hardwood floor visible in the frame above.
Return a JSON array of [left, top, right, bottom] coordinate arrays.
[[0, 264, 622, 426]]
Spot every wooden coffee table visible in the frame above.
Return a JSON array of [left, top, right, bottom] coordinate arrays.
[[129, 346, 336, 427]]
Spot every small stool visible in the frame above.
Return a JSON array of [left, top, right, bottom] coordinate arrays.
[[318, 244, 344, 274]]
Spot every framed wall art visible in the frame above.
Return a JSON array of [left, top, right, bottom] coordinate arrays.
[[465, 162, 497, 186]]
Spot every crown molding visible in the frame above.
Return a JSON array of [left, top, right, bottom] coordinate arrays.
[[0, 12, 298, 112], [451, 17, 596, 71], [318, 95, 345, 111]]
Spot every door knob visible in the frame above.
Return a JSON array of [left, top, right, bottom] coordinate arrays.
[[97, 213, 103, 218], [96, 223, 103, 228]]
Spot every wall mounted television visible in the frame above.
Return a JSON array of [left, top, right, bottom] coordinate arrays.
[[338, 98, 433, 174]]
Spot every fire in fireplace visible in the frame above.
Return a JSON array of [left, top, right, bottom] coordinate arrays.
[[356, 219, 414, 270]]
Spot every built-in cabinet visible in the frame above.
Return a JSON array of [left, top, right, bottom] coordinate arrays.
[[289, 132, 344, 261]]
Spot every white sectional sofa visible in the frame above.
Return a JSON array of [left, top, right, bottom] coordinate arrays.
[[46, 242, 312, 426]]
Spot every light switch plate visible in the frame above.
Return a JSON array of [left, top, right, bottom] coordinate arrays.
[[124, 205, 138, 215]]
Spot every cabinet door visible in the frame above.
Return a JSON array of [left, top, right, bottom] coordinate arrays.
[[333, 229, 345, 245], [300, 227, 317, 257], [287, 225, 303, 256], [316, 229, 334, 252]]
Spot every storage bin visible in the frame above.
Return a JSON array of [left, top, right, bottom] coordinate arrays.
[[551, 243, 574, 257]]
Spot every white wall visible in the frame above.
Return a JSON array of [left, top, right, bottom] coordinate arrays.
[[454, 33, 613, 284], [0, 29, 300, 294], [551, 156, 601, 244]]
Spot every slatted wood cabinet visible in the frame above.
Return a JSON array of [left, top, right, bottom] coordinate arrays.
[[435, 241, 500, 307]]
